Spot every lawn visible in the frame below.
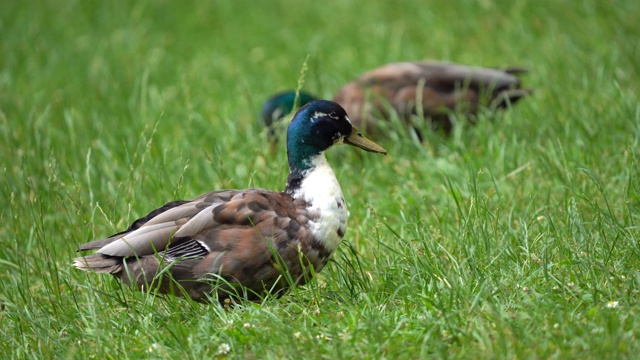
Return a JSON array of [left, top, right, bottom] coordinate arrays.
[[1, 0, 639, 358]]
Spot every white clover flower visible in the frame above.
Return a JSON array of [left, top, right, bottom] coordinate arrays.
[[217, 343, 231, 355], [606, 301, 619, 309], [315, 334, 333, 341]]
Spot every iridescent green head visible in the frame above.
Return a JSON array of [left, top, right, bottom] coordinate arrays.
[[286, 100, 387, 173], [260, 90, 317, 130]]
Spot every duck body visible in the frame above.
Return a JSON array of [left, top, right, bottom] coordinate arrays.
[[75, 100, 386, 303], [334, 61, 531, 134], [262, 61, 531, 137]]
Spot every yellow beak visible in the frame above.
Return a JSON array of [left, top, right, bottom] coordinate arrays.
[[344, 128, 387, 155]]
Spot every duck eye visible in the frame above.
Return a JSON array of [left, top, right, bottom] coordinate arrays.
[[329, 112, 338, 119]]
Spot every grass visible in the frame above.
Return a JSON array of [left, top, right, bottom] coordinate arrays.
[[1, 0, 639, 358]]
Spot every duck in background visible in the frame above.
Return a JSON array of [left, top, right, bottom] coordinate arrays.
[[261, 90, 317, 139], [75, 100, 386, 304], [261, 61, 532, 140], [261, 91, 317, 130]]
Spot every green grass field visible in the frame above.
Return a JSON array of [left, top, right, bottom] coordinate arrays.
[[1, 0, 639, 358]]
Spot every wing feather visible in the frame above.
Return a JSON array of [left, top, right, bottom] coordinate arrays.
[[98, 222, 179, 256], [144, 202, 211, 227], [173, 204, 217, 238]]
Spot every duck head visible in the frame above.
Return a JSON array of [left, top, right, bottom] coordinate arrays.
[[261, 90, 317, 129], [286, 100, 387, 173]]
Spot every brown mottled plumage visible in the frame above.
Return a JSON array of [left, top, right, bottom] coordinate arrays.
[[74, 100, 386, 303], [76, 190, 327, 300], [333, 61, 532, 135]]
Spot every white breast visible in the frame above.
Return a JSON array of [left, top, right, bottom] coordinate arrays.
[[291, 154, 348, 253]]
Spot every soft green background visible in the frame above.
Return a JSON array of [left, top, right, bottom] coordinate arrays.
[[1, 0, 639, 358]]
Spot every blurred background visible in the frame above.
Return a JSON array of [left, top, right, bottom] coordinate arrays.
[[1, 0, 638, 357], [3, 0, 637, 131]]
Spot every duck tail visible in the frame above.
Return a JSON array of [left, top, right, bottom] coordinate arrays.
[[502, 66, 528, 76], [73, 254, 122, 274], [492, 88, 533, 109]]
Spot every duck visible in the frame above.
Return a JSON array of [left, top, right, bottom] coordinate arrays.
[[262, 61, 532, 139], [74, 100, 387, 303], [260, 91, 317, 153], [260, 90, 317, 132]]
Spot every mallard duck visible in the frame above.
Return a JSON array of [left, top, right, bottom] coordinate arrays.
[[74, 100, 387, 303], [260, 91, 317, 154], [262, 61, 531, 138], [261, 90, 317, 131]]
